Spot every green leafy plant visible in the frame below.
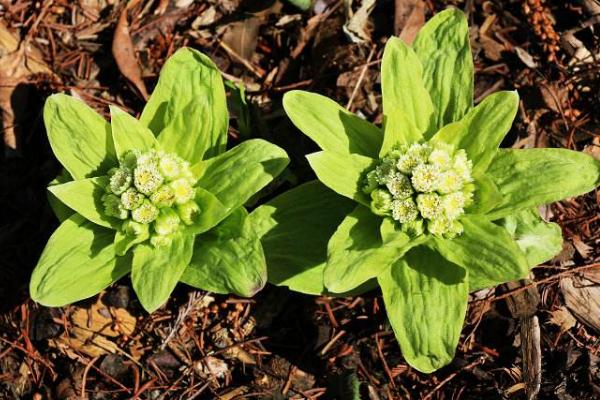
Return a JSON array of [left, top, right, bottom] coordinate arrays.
[[31, 48, 289, 312], [249, 8, 600, 372]]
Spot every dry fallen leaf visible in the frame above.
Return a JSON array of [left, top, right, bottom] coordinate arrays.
[[561, 269, 600, 332], [572, 235, 593, 259], [112, 7, 148, 100], [548, 306, 577, 333], [395, 0, 425, 45], [0, 21, 55, 150], [344, 0, 376, 44]]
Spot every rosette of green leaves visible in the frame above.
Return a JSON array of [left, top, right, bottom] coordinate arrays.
[[249, 9, 600, 372], [31, 48, 289, 313]]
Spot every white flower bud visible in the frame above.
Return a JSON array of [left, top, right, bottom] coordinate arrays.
[[452, 150, 473, 182], [120, 188, 144, 210], [109, 167, 132, 195], [134, 164, 164, 195], [150, 185, 176, 208], [158, 154, 181, 180], [427, 217, 452, 237], [170, 178, 195, 204], [391, 198, 419, 223], [442, 192, 466, 220], [131, 200, 159, 224], [411, 164, 440, 193], [436, 169, 463, 194], [428, 149, 451, 170], [416, 193, 442, 220], [386, 173, 413, 199]]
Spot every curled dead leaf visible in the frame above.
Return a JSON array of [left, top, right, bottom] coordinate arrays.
[[112, 8, 148, 100]]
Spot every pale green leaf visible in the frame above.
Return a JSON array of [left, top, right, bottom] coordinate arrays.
[[283, 90, 383, 158], [44, 94, 116, 179], [380, 37, 433, 154], [325, 205, 421, 293], [131, 231, 194, 312], [48, 176, 118, 229], [158, 100, 222, 165], [466, 173, 503, 215], [499, 208, 563, 267], [306, 151, 375, 206], [378, 246, 468, 373], [185, 186, 230, 235], [30, 215, 130, 307], [248, 181, 355, 295], [487, 148, 600, 219], [431, 91, 519, 175], [181, 208, 267, 297], [432, 214, 529, 292], [194, 139, 289, 213], [413, 8, 473, 133], [109, 105, 158, 157], [140, 47, 228, 157], [48, 169, 74, 222], [114, 229, 149, 256]]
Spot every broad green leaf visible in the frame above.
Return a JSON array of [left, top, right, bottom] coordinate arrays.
[[158, 100, 222, 165], [380, 37, 433, 154], [48, 169, 74, 222], [44, 94, 116, 180], [131, 231, 194, 312], [114, 229, 149, 256], [193, 139, 289, 213], [186, 186, 230, 235], [109, 105, 158, 157], [466, 173, 503, 215], [432, 214, 529, 291], [431, 91, 519, 175], [306, 151, 375, 206], [487, 148, 600, 219], [378, 246, 468, 373], [248, 181, 355, 295], [283, 90, 383, 158], [48, 176, 118, 229], [140, 47, 228, 157], [181, 208, 267, 297], [499, 208, 563, 267], [30, 215, 130, 306], [413, 8, 473, 133], [325, 205, 421, 293]]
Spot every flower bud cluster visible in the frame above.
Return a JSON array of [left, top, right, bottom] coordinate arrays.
[[102, 149, 201, 246], [363, 142, 473, 238]]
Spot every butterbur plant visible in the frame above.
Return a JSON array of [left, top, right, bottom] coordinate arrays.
[[31, 48, 289, 312], [250, 8, 600, 372]]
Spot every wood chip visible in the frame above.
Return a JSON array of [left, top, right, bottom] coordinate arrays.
[[561, 269, 600, 332]]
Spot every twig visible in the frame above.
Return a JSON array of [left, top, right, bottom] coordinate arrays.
[[81, 356, 100, 399], [346, 46, 376, 110], [422, 357, 485, 400]]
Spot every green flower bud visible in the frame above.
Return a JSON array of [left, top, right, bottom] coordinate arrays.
[[416, 193, 442, 220], [363, 170, 379, 194], [120, 150, 139, 169], [134, 164, 164, 195], [123, 220, 149, 238], [401, 219, 424, 237], [150, 234, 173, 248], [375, 158, 397, 184], [177, 201, 201, 225], [109, 167, 132, 195], [150, 185, 176, 208], [452, 150, 473, 182], [153, 208, 181, 236], [370, 189, 393, 216], [391, 198, 419, 223], [427, 217, 452, 237], [120, 188, 144, 210], [444, 220, 464, 239], [131, 200, 159, 224], [386, 173, 413, 199], [411, 164, 440, 193], [170, 178, 195, 204], [102, 193, 128, 219]]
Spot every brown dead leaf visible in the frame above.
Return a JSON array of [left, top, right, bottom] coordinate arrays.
[[344, 0, 376, 44], [583, 136, 600, 161], [0, 21, 55, 150], [50, 298, 137, 358], [572, 235, 593, 259], [394, 0, 425, 45], [112, 8, 148, 100], [479, 14, 505, 61], [561, 268, 600, 332], [548, 306, 577, 333], [220, 17, 261, 62]]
